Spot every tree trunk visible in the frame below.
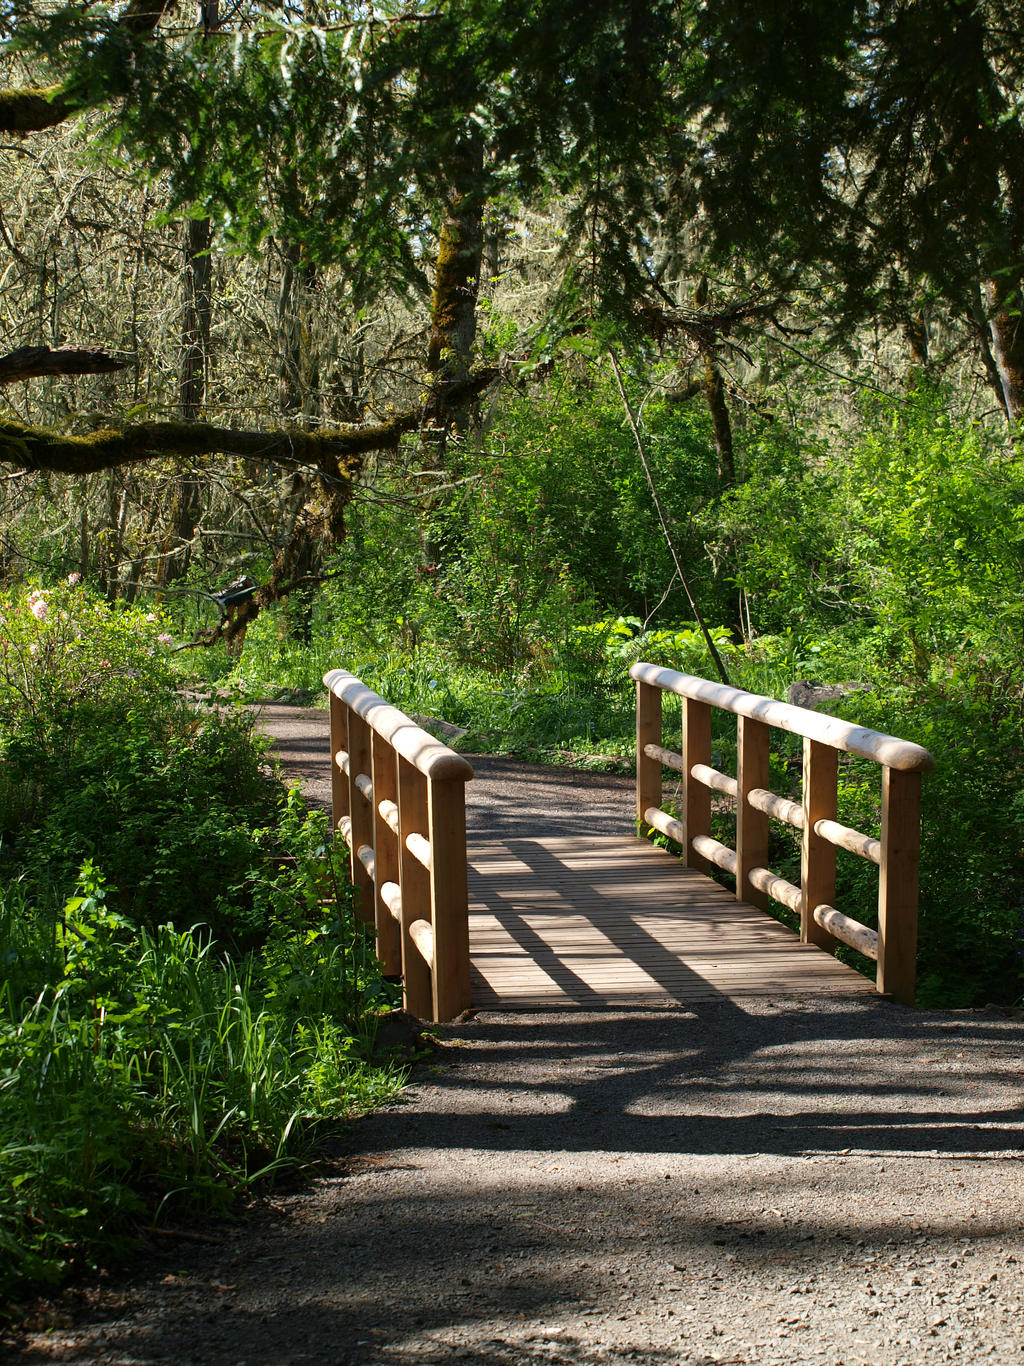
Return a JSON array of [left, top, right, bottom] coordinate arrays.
[[982, 277, 1024, 425], [278, 240, 323, 424], [427, 134, 484, 395], [159, 1, 219, 588], [703, 357, 735, 487]]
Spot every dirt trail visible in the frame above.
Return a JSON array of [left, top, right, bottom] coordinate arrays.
[[9, 705, 1024, 1366]]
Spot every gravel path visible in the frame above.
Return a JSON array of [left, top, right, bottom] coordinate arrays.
[[8, 705, 1024, 1366]]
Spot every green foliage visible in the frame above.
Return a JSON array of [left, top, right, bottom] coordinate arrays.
[[0, 850, 401, 1303], [0, 582, 287, 947], [717, 388, 1024, 678], [0, 587, 403, 1307]]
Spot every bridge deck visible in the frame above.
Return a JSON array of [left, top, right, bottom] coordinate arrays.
[[468, 833, 874, 1007]]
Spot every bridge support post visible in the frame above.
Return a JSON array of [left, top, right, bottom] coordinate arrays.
[[877, 767, 920, 1005], [397, 756, 434, 1020], [801, 738, 837, 948], [371, 732, 402, 976], [429, 775, 471, 1022], [682, 697, 713, 874], [346, 708, 375, 925], [329, 691, 349, 840], [636, 680, 662, 835], [736, 716, 771, 909]]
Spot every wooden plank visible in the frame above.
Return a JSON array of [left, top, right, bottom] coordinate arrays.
[[467, 833, 875, 1008]]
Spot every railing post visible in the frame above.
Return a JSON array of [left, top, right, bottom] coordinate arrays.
[[636, 680, 662, 834], [397, 755, 433, 1019], [428, 774, 471, 1021], [346, 708, 375, 924], [736, 716, 771, 909], [877, 767, 921, 1004], [329, 691, 349, 840], [801, 738, 838, 947], [370, 732, 401, 976], [683, 696, 712, 873]]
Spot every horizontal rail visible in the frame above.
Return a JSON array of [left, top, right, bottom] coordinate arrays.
[[814, 903, 879, 960], [747, 787, 805, 830], [380, 880, 402, 920], [634, 663, 929, 1004], [406, 832, 432, 870], [408, 918, 434, 968], [748, 865, 802, 914], [357, 844, 375, 880], [814, 818, 882, 865], [690, 762, 738, 799], [378, 799, 400, 836], [325, 669, 473, 781], [643, 742, 687, 773], [644, 805, 686, 846], [691, 834, 738, 875], [328, 667, 473, 1022], [630, 664, 934, 772]]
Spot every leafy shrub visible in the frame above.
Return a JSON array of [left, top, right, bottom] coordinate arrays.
[[0, 585, 403, 1307]]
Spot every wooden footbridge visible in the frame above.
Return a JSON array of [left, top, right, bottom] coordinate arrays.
[[324, 665, 934, 1021]]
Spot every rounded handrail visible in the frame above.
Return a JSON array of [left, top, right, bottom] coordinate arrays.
[[629, 663, 934, 773], [324, 669, 474, 783]]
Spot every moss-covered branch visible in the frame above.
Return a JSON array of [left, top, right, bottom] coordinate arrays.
[[0, 1, 175, 134], [0, 366, 499, 475], [0, 85, 73, 134], [0, 418, 397, 476], [0, 345, 131, 386]]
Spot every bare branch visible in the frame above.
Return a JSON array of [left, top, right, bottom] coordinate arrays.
[[0, 344, 132, 386]]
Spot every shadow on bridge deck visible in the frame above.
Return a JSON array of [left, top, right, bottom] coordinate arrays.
[[464, 756, 874, 1010], [468, 833, 874, 1008], [255, 711, 876, 1011]]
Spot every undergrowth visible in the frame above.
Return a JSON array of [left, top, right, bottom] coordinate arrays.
[[0, 582, 404, 1309]]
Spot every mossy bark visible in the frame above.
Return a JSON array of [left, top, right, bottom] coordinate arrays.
[[0, 86, 72, 134], [0, 419, 377, 477], [982, 277, 1024, 426], [0, 370, 499, 476], [703, 358, 735, 488], [426, 135, 484, 394], [0, 0, 173, 133]]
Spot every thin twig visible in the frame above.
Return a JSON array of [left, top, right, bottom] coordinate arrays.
[[608, 349, 730, 685]]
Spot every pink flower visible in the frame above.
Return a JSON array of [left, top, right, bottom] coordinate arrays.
[[28, 595, 48, 621], [67, 572, 81, 586], [145, 613, 158, 623], [157, 633, 174, 646]]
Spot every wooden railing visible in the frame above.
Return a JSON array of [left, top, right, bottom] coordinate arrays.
[[630, 664, 935, 1005], [324, 669, 474, 1023]]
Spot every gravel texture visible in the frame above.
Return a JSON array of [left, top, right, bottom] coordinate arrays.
[[7, 705, 1023, 1365]]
